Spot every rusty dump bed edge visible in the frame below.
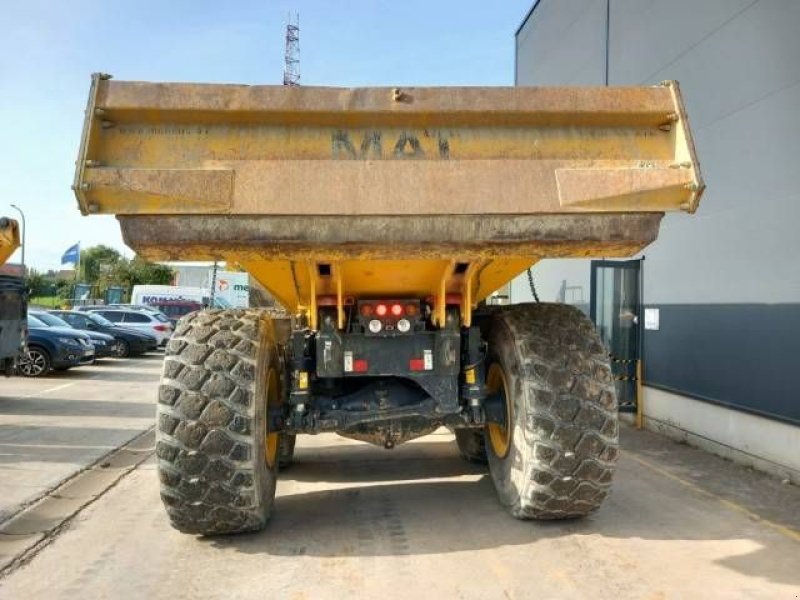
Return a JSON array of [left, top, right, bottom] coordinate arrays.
[[72, 74, 704, 314], [74, 74, 703, 219]]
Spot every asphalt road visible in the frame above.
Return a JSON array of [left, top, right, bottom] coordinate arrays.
[[1, 354, 799, 599]]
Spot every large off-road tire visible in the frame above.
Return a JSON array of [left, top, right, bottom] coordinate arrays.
[[455, 428, 487, 463], [156, 309, 283, 535], [483, 303, 618, 520]]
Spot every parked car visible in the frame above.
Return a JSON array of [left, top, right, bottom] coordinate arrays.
[[20, 315, 95, 377], [102, 301, 199, 326], [86, 308, 173, 346], [76, 303, 168, 318], [50, 310, 157, 357], [29, 310, 119, 358], [145, 300, 202, 327]]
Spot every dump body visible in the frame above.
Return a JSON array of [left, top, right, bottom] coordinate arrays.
[[73, 74, 703, 321], [0, 218, 20, 267]]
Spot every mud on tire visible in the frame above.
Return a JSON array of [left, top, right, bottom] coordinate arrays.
[[483, 303, 618, 519], [156, 309, 282, 535]]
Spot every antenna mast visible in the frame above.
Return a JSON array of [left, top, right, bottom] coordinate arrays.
[[283, 13, 300, 86]]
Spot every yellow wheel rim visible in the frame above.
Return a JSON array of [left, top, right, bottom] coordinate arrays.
[[486, 362, 512, 458], [265, 369, 279, 468]]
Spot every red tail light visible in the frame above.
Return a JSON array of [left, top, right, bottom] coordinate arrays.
[[360, 300, 418, 323], [154, 325, 168, 332], [409, 358, 425, 371]]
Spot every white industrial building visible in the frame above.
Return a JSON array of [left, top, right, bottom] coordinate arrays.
[[513, 0, 800, 481]]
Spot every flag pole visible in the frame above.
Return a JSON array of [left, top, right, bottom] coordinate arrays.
[[74, 243, 81, 305]]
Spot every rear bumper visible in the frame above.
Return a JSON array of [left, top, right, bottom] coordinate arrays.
[[151, 331, 170, 346], [286, 328, 465, 442]]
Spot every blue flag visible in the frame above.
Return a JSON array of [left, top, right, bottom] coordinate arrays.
[[61, 243, 80, 266]]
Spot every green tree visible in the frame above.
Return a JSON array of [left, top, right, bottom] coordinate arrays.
[[70, 245, 173, 299], [80, 245, 122, 284], [110, 256, 174, 291], [55, 280, 72, 300], [25, 270, 48, 297]]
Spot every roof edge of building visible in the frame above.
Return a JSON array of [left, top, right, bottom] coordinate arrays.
[[515, 0, 543, 37]]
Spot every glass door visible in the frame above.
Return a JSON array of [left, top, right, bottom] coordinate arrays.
[[590, 260, 642, 411]]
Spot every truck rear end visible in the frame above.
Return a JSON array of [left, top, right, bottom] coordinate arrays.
[[73, 74, 703, 535], [0, 218, 25, 375]]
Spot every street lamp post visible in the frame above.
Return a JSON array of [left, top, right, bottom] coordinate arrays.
[[9, 204, 25, 275]]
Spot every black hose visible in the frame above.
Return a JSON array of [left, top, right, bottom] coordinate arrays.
[[526, 268, 540, 303]]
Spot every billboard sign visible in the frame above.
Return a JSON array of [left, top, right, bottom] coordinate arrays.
[[211, 271, 249, 308]]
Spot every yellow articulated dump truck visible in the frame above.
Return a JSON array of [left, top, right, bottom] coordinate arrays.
[[73, 73, 703, 535], [0, 217, 20, 267]]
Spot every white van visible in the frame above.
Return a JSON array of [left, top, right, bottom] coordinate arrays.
[[130, 285, 232, 309]]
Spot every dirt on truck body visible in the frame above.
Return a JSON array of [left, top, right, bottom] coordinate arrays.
[[73, 73, 704, 535]]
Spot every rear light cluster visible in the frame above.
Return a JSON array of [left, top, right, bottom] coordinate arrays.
[[358, 300, 420, 334], [359, 303, 418, 318]]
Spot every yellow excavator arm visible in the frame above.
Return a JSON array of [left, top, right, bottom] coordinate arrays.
[[0, 218, 20, 267]]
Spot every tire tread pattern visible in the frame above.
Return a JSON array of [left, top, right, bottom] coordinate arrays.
[[156, 309, 277, 535], [489, 303, 618, 520]]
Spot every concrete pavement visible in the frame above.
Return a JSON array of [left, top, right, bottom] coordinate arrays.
[[0, 355, 161, 521], [0, 352, 798, 598], [1, 425, 798, 599]]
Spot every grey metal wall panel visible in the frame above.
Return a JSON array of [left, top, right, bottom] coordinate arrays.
[[516, 0, 606, 85], [644, 81, 800, 304], [514, 0, 800, 423], [643, 304, 800, 425], [609, 0, 757, 88], [628, 0, 800, 304], [516, 0, 800, 305]]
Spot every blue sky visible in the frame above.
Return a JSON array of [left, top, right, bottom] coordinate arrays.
[[0, 0, 532, 271]]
